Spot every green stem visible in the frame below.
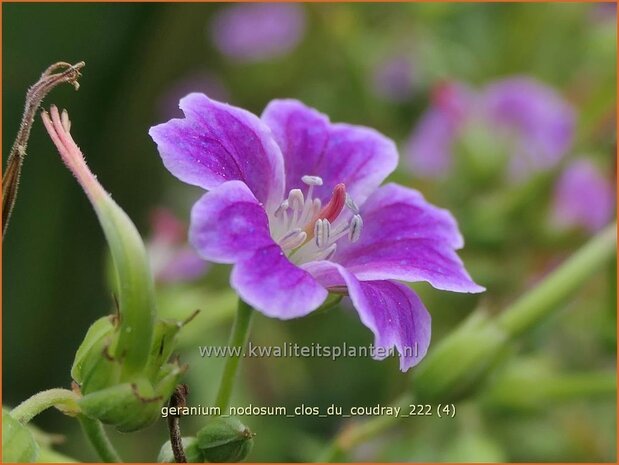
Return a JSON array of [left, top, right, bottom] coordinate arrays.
[[214, 299, 254, 411], [317, 223, 616, 462], [10, 388, 80, 424], [78, 414, 122, 463], [498, 222, 616, 336], [542, 372, 617, 400]]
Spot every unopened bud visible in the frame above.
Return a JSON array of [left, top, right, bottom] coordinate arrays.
[[196, 416, 254, 463]]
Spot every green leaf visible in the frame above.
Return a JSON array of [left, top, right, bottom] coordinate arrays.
[[2, 411, 39, 463]]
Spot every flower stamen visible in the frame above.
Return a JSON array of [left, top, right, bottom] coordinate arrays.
[[270, 175, 363, 262]]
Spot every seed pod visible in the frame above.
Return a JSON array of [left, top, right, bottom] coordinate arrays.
[[196, 416, 254, 463]]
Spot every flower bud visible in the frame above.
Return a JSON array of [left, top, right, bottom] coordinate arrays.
[[2, 411, 39, 462], [196, 417, 254, 462], [158, 437, 204, 463]]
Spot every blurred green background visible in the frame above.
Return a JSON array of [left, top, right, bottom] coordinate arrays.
[[3, 2, 616, 462]]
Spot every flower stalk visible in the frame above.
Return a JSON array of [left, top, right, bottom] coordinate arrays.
[[77, 414, 123, 463], [214, 299, 254, 411], [10, 389, 80, 424]]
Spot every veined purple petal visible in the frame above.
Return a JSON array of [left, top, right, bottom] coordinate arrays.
[[189, 180, 327, 318], [303, 261, 431, 371], [149, 93, 285, 212], [552, 159, 615, 232], [482, 77, 575, 179], [232, 244, 328, 319], [189, 180, 274, 264], [335, 183, 484, 293], [210, 3, 306, 63], [262, 99, 398, 206]]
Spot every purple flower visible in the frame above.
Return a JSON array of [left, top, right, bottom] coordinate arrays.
[[148, 208, 208, 284], [150, 95, 484, 371], [406, 77, 575, 180], [551, 159, 614, 233], [209, 3, 306, 63], [371, 55, 416, 103]]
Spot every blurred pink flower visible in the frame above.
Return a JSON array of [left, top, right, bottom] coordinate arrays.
[[148, 208, 208, 284], [406, 77, 575, 180], [209, 3, 306, 63], [551, 159, 615, 233]]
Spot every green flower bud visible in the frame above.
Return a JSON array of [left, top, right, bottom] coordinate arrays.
[[2, 411, 39, 462], [79, 378, 157, 433], [71, 315, 115, 385], [196, 417, 254, 463], [412, 310, 510, 403], [158, 437, 204, 463]]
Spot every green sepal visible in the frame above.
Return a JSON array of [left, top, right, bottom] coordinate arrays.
[[145, 318, 183, 381], [71, 315, 116, 384], [77, 330, 122, 396], [2, 410, 39, 462]]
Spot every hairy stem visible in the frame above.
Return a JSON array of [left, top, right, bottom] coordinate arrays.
[[10, 388, 80, 424], [78, 415, 123, 463], [2, 61, 84, 237], [214, 299, 254, 412]]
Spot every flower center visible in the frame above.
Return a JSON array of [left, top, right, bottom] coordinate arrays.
[[269, 175, 363, 264]]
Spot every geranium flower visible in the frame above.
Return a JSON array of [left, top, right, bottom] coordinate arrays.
[[406, 77, 575, 180], [150, 95, 484, 371], [551, 159, 614, 233], [209, 3, 306, 63]]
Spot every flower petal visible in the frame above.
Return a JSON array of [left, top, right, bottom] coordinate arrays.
[[262, 99, 398, 206], [232, 245, 328, 319], [482, 77, 575, 178], [150, 93, 285, 212], [303, 261, 431, 371], [189, 180, 274, 264], [335, 183, 484, 293]]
